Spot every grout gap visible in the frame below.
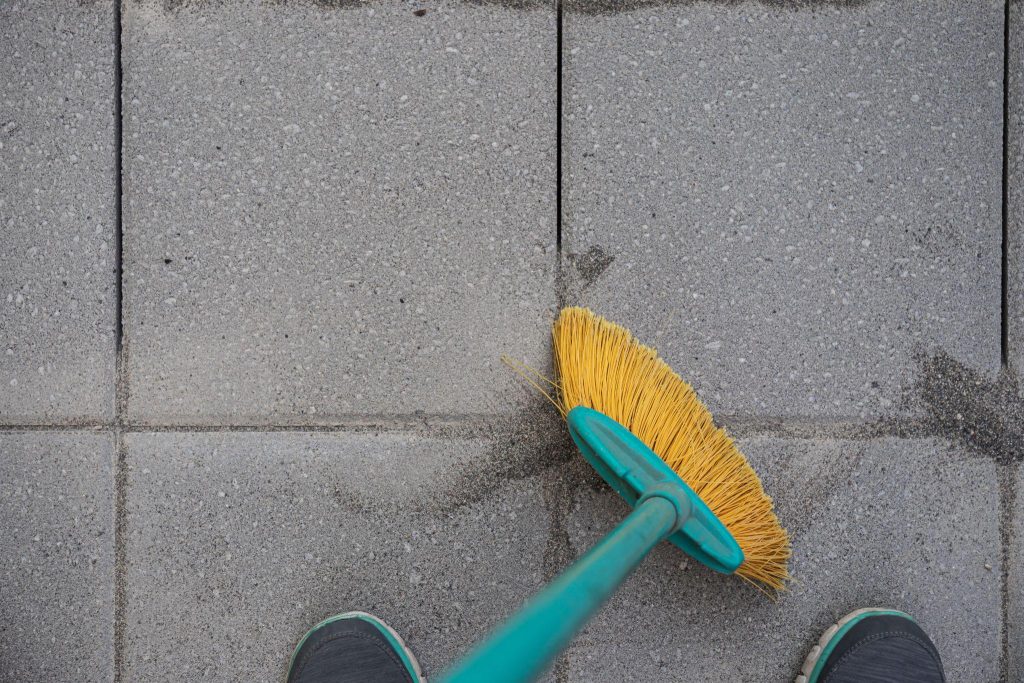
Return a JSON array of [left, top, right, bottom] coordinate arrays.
[[555, 0, 563, 256], [112, 1, 127, 681], [999, 3, 1013, 676], [0, 416, 937, 440], [112, 433, 128, 683], [998, 460, 1017, 683], [555, 0, 565, 308], [1002, 0, 1011, 370], [113, 1, 125, 415]]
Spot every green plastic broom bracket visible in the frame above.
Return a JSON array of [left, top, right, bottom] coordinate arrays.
[[566, 406, 743, 574]]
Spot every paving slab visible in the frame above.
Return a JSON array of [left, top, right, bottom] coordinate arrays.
[[0, 432, 115, 682], [561, 436, 1000, 681], [0, 1, 116, 423], [1011, 0, 1024, 375], [122, 431, 553, 682], [564, 1, 1003, 419], [122, 0, 556, 425]]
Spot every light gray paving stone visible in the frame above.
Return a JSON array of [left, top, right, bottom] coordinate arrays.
[[122, 0, 556, 424], [0, 1, 116, 423], [0, 432, 115, 682], [562, 437, 1000, 681], [564, 1, 1003, 419], [1010, 0, 1024, 375], [122, 431, 553, 682], [1010, 462, 1023, 681]]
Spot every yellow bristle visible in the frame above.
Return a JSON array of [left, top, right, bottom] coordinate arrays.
[[552, 307, 791, 591]]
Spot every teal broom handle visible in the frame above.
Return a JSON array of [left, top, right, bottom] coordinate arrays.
[[438, 495, 683, 683]]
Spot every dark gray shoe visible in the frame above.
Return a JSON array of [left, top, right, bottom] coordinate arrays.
[[287, 611, 424, 683], [797, 608, 946, 683]]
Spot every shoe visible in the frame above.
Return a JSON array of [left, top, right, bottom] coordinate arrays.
[[796, 608, 946, 682], [287, 611, 425, 683]]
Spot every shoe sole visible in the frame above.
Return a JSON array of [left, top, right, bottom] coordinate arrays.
[[795, 607, 915, 683], [287, 610, 426, 683]]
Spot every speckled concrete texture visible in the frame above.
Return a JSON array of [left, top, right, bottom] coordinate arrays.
[[1, 1, 1019, 681], [560, 436, 1002, 681], [0, 1, 117, 423], [121, 431, 553, 682], [121, 0, 556, 424], [563, 0, 1003, 419], [0, 432, 115, 682]]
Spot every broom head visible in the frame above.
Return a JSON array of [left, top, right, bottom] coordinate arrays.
[[550, 307, 790, 592]]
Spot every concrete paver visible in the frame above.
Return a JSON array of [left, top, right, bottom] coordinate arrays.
[[0, 1, 116, 423], [564, 1, 1003, 419], [122, 0, 556, 424], [562, 436, 1001, 681], [0, 432, 115, 682], [122, 431, 552, 682]]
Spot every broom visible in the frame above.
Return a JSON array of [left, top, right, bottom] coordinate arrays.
[[438, 307, 790, 683]]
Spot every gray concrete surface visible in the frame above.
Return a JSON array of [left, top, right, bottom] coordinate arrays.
[[0, 1, 116, 423], [121, 0, 556, 424], [1, 0, 1020, 681], [0, 432, 115, 682], [563, 0, 1003, 419], [121, 431, 553, 682], [562, 436, 1002, 681]]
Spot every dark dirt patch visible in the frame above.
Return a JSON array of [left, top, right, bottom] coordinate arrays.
[[325, 399, 583, 520], [567, 245, 615, 290], [442, 401, 579, 513], [916, 351, 1023, 464]]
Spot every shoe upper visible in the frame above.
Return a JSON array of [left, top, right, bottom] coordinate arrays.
[[288, 616, 417, 683], [818, 614, 946, 683]]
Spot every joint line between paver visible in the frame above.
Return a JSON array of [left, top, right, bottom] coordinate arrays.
[[0, 416, 937, 441], [112, 432, 128, 683], [997, 460, 1017, 682], [112, 2, 127, 681], [555, 0, 565, 308], [113, 1, 125, 415], [1002, 0, 1011, 369], [555, 0, 563, 255]]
